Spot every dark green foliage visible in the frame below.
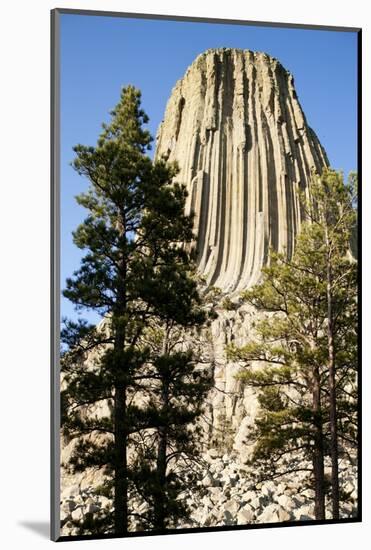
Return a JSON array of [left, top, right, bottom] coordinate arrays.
[[128, 323, 213, 531], [61, 86, 210, 534], [228, 169, 358, 519], [221, 296, 237, 311]]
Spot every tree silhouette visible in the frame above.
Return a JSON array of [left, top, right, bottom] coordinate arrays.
[[228, 169, 357, 520], [61, 85, 208, 535]]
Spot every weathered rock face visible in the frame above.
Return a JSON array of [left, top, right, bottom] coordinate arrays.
[[156, 48, 328, 292]]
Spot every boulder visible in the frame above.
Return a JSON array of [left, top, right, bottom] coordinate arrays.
[[241, 491, 256, 503], [62, 499, 76, 513], [223, 510, 237, 526], [237, 507, 254, 524], [71, 506, 84, 521], [277, 494, 295, 510], [202, 473, 220, 487], [277, 506, 292, 522], [223, 499, 239, 516], [257, 504, 280, 523], [209, 487, 223, 504], [206, 448, 220, 461]]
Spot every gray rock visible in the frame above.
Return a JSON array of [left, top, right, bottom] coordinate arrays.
[[277, 506, 292, 522], [241, 491, 256, 503], [62, 499, 76, 513], [201, 512, 217, 527], [257, 504, 280, 523], [223, 510, 237, 525], [71, 506, 84, 521], [343, 481, 355, 495], [206, 448, 220, 460], [237, 507, 254, 524], [60, 510, 71, 522], [250, 496, 264, 510], [86, 503, 101, 514], [277, 494, 295, 509], [276, 482, 286, 494], [292, 494, 306, 508], [301, 488, 315, 499], [223, 499, 239, 515], [299, 514, 312, 521], [295, 504, 314, 519], [202, 473, 218, 487], [99, 496, 111, 509], [67, 484, 80, 497], [201, 495, 213, 510], [209, 487, 223, 504]]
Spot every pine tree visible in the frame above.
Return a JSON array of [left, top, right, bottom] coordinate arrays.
[[304, 169, 358, 519], [130, 321, 213, 531], [61, 85, 206, 535], [228, 169, 357, 521]]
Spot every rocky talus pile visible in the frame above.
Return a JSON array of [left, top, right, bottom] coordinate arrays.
[[60, 449, 357, 536]]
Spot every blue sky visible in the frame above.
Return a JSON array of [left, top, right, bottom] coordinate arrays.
[[60, 13, 358, 324]]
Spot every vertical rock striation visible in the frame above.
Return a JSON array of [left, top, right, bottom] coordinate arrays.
[[156, 48, 329, 292]]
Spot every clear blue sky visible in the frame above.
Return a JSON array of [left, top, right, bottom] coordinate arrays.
[[60, 13, 358, 324]]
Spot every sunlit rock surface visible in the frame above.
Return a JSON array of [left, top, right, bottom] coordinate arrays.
[[156, 48, 328, 292]]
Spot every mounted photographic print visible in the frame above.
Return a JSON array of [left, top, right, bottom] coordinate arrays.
[[51, 8, 361, 542]]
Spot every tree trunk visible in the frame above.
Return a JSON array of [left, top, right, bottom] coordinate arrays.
[[114, 384, 128, 535], [326, 231, 340, 519], [154, 425, 167, 531], [154, 332, 170, 531], [114, 220, 129, 534], [312, 366, 326, 520]]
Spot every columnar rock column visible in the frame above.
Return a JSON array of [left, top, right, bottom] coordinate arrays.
[[156, 48, 329, 292]]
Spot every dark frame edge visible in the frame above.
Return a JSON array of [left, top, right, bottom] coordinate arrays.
[[356, 27, 362, 523], [56, 516, 361, 543], [51, 7, 61, 543], [53, 7, 361, 33]]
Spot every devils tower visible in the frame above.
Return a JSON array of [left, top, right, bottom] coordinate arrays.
[[156, 48, 329, 292]]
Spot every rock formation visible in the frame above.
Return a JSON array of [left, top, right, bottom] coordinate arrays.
[[156, 48, 328, 292]]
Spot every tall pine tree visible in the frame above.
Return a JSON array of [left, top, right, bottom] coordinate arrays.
[[61, 85, 207, 535], [228, 169, 357, 520], [304, 169, 357, 519]]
